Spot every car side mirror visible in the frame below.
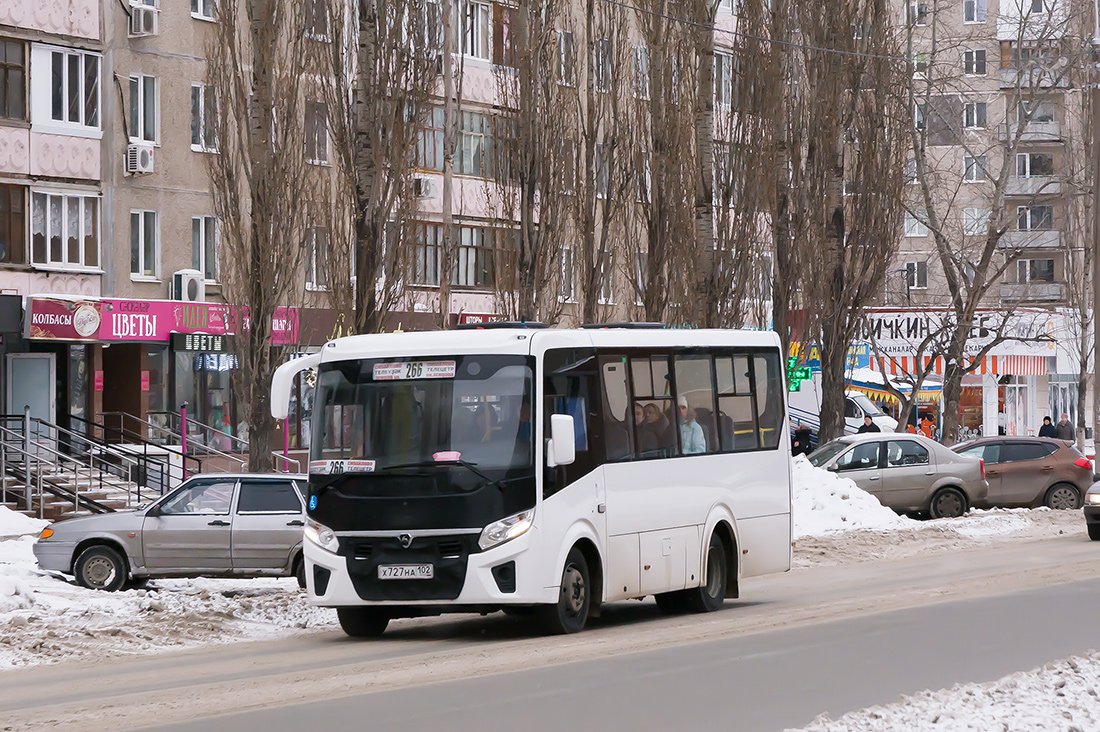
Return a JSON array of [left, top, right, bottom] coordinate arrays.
[[547, 414, 576, 468], [826, 464, 838, 472]]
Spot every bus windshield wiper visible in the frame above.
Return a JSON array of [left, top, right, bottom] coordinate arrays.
[[383, 459, 508, 491]]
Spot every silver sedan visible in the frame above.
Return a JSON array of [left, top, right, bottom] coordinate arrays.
[[808, 433, 988, 518], [33, 474, 308, 591]]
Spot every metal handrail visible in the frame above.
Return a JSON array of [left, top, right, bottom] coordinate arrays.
[[0, 424, 115, 516], [146, 410, 250, 454], [69, 413, 205, 476], [108, 411, 247, 471], [271, 452, 301, 474]]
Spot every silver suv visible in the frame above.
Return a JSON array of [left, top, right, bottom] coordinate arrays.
[[33, 474, 307, 591], [808, 434, 988, 518]]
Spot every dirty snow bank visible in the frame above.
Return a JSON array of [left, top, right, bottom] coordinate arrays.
[[790, 652, 1100, 731], [0, 534, 335, 669], [0, 506, 47, 540], [791, 455, 915, 539]]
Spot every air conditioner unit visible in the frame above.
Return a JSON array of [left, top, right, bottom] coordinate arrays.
[[173, 269, 206, 303], [126, 143, 155, 175], [412, 176, 433, 198], [129, 5, 158, 37]]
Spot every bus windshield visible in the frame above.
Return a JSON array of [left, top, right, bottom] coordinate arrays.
[[311, 355, 534, 473]]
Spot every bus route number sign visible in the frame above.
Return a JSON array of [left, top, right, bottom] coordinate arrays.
[[373, 360, 457, 381]]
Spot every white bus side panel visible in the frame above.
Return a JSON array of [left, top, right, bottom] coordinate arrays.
[[736, 514, 792, 577], [537, 467, 607, 593]]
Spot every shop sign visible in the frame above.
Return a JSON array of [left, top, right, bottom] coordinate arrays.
[[26, 298, 103, 341], [860, 310, 1056, 357], [172, 333, 233, 352], [457, 312, 500, 325], [94, 371, 104, 392]]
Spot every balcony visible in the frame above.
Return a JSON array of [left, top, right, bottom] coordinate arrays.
[[1005, 176, 1061, 197], [997, 230, 1062, 250], [1000, 282, 1066, 302], [998, 122, 1063, 143], [999, 68, 1071, 90]]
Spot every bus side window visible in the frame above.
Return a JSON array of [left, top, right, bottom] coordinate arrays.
[[631, 355, 675, 458], [600, 357, 633, 462], [672, 355, 718, 455], [544, 348, 598, 498], [715, 354, 758, 451], [753, 351, 784, 450]]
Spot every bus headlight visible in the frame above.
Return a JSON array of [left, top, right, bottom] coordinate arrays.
[[1087, 493, 1100, 506], [305, 518, 339, 553], [478, 510, 534, 551]]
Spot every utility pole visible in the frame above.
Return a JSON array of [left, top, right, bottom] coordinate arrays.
[[1092, 0, 1100, 457]]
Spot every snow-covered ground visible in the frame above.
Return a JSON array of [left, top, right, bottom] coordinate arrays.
[[790, 653, 1100, 732]]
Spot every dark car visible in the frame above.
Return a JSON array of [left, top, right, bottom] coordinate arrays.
[[952, 437, 1091, 510]]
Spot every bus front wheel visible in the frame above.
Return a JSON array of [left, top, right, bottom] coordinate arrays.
[[539, 546, 590, 634], [337, 607, 389, 638]]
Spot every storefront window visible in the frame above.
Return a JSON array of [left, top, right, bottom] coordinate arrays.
[[69, 345, 88, 437], [174, 351, 238, 451], [999, 376, 1030, 437]]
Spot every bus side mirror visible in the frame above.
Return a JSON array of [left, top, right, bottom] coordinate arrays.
[[547, 414, 576, 468]]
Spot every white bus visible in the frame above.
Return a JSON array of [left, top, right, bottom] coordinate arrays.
[[271, 325, 792, 637]]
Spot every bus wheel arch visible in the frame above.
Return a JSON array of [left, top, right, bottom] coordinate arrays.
[[710, 521, 739, 600]]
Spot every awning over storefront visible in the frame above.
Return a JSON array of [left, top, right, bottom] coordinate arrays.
[[848, 367, 943, 404], [868, 354, 1051, 377]]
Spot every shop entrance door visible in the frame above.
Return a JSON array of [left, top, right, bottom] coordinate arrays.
[[102, 343, 143, 439], [6, 353, 56, 446]]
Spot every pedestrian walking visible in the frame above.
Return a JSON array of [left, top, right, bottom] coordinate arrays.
[[1056, 413, 1075, 441], [857, 416, 880, 434], [1038, 416, 1058, 438]]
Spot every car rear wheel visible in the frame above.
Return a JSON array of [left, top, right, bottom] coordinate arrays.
[[1088, 524, 1100, 541], [1045, 484, 1081, 510], [336, 607, 390, 638], [294, 554, 306, 589], [929, 487, 967, 519], [75, 545, 128, 592]]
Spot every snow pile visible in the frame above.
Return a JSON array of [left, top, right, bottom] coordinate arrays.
[[792, 652, 1100, 731], [0, 506, 47, 540], [947, 507, 1040, 538], [0, 534, 336, 668], [791, 456, 916, 539]]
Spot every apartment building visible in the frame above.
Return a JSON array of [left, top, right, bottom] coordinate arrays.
[[875, 0, 1086, 437]]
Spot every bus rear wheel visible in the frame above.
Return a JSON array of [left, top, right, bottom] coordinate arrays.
[[539, 546, 590, 635], [686, 534, 727, 613], [337, 607, 389, 638]]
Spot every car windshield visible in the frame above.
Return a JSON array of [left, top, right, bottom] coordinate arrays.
[[850, 393, 885, 417], [808, 440, 850, 467], [310, 354, 534, 472]]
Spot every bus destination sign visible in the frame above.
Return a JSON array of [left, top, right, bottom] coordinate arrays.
[[373, 360, 457, 381]]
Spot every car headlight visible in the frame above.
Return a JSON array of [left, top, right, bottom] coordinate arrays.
[[304, 518, 339, 553], [1087, 493, 1100, 506], [478, 510, 534, 551]]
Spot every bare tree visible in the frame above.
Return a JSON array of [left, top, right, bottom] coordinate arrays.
[[318, 0, 439, 334], [437, 0, 465, 329], [205, 0, 322, 470], [904, 0, 1087, 443], [488, 0, 573, 322], [796, 0, 909, 442]]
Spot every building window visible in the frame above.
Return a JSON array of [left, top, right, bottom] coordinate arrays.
[[0, 40, 25, 121], [963, 49, 986, 75], [417, 107, 445, 171], [963, 207, 990, 236], [963, 0, 986, 22], [904, 212, 928, 237], [457, 110, 492, 177], [963, 101, 986, 129], [47, 48, 100, 130], [1017, 205, 1053, 231], [1028, 0, 1044, 14], [907, 2, 928, 26], [905, 261, 928, 289], [598, 252, 613, 304], [594, 38, 612, 93], [305, 0, 331, 39], [192, 216, 217, 281], [412, 222, 441, 287], [914, 103, 925, 130], [963, 155, 986, 182], [31, 192, 99, 269], [559, 245, 574, 302], [459, 1, 491, 60], [191, 83, 217, 152], [191, 0, 214, 20], [306, 226, 330, 290], [558, 31, 575, 86], [714, 50, 734, 106], [911, 53, 928, 78], [0, 184, 25, 264], [1018, 99, 1055, 124], [305, 100, 328, 164], [905, 157, 917, 184], [454, 226, 496, 288], [594, 143, 610, 199], [632, 46, 649, 100], [1018, 258, 1054, 283], [633, 250, 646, 306], [560, 139, 576, 195], [1016, 152, 1054, 177], [129, 74, 157, 143], [130, 210, 158, 278]]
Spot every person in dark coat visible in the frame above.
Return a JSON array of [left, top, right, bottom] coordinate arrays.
[[856, 416, 880, 434], [1038, 416, 1058, 438], [1056, 413, 1075, 441], [792, 422, 813, 456]]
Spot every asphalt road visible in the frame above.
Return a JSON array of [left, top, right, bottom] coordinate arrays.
[[141, 578, 1100, 732], [5, 532, 1100, 732]]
